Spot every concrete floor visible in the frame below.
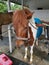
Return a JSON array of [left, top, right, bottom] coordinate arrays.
[[0, 37, 49, 65]]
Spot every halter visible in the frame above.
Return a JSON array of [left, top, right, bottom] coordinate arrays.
[[16, 36, 28, 41], [15, 24, 29, 41], [14, 21, 37, 41], [14, 22, 34, 42]]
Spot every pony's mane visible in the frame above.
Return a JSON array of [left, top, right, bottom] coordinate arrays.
[[13, 9, 28, 34]]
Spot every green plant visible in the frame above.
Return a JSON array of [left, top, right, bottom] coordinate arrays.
[[0, 1, 22, 12], [11, 4, 22, 10], [0, 3, 7, 12]]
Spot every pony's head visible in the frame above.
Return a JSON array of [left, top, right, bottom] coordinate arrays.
[[13, 9, 34, 47], [24, 8, 34, 19]]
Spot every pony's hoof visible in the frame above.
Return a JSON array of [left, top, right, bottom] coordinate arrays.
[[29, 61, 33, 64], [24, 57, 27, 62], [36, 43, 38, 46], [29, 59, 33, 64]]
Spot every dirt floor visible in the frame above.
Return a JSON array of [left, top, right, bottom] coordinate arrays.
[[0, 36, 49, 65]]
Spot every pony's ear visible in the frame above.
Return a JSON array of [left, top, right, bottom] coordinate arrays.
[[27, 11, 34, 19], [24, 8, 35, 19]]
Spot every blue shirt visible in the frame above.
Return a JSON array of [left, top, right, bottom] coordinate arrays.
[[34, 18, 43, 38]]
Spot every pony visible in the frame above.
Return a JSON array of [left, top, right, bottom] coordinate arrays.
[[0, 12, 13, 40], [12, 9, 44, 63], [12, 9, 34, 63]]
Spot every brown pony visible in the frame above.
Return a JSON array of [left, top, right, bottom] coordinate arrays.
[[13, 9, 34, 63], [0, 12, 13, 40]]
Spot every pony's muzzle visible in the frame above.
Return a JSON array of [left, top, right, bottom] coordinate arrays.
[[15, 40, 24, 47]]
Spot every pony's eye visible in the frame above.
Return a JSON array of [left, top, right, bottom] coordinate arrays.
[[25, 11, 28, 14]]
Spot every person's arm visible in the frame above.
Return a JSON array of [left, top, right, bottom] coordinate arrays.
[[36, 24, 45, 27], [36, 20, 49, 27], [41, 20, 49, 24]]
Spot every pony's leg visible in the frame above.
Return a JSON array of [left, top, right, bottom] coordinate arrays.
[[30, 43, 34, 63], [36, 38, 38, 46], [24, 47, 28, 60]]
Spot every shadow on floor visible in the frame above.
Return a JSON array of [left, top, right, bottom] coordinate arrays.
[[34, 46, 49, 61]]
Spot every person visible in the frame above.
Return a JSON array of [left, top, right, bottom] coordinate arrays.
[[34, 18, 49, 39], [34, 18, 43, 39]]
